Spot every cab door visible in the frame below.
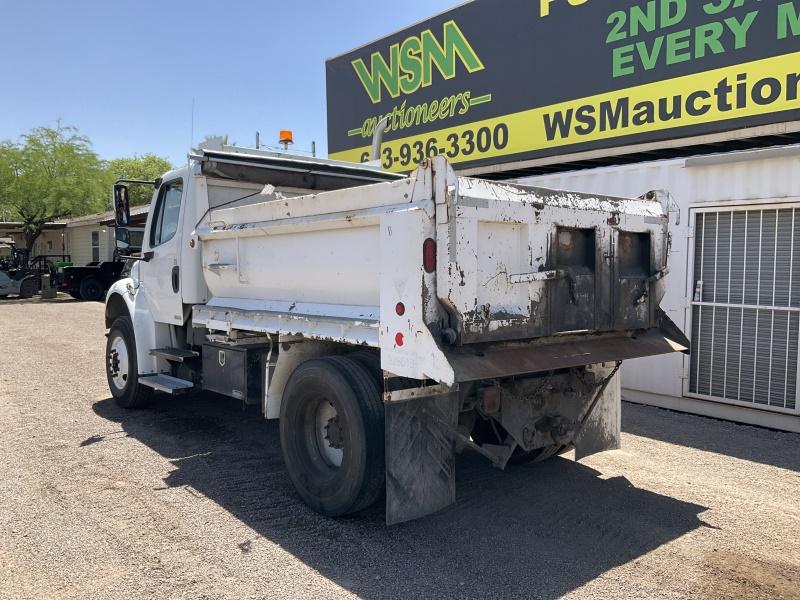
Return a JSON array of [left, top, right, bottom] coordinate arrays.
[[140, 178, 185, 325]]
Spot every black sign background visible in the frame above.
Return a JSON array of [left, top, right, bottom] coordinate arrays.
[[326, 0, 800, 171]]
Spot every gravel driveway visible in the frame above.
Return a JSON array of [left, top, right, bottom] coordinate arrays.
[[1, 297, 799, 599]]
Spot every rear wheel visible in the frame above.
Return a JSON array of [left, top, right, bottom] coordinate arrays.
[[280, 356, 384, 517], [80, 277, 103, 301], [106, 316, 153, 409]]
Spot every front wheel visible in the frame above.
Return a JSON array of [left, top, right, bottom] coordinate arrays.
[[106, 316, 153, 409], [280, 356, 385, 517], [19, 277, 38, 298]]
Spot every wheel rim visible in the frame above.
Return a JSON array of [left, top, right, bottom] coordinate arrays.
[[107, 334, 130, 391], [314, 400, 344, 468]]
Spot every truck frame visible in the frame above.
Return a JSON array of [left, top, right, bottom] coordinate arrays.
[[104, 146, 688, 524]]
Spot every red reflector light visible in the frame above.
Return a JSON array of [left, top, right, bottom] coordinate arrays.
[[423, 238, 436, 273], [395, 302, 405, 316], [395, 332, 404, 347]]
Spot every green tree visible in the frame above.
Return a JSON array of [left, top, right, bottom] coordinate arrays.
[[106, 154, 173, 207], [0, 142, 18, 222], [0, 124, 107, 258]]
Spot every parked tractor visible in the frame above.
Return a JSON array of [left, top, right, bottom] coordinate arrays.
[[0, 238, 41, 299]]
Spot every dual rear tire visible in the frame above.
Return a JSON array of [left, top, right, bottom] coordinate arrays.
[[279, 356, 385, 517], [106, 323, 386, 517], [105, 328, 556, 518]]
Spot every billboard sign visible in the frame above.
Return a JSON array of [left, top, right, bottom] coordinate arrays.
[[326, 0, 800, 172]]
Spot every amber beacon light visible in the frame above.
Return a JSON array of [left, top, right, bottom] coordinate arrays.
[[279, 130, 294, 151]]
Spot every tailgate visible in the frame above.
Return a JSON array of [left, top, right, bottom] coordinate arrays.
[[432, 158, 672, 345]]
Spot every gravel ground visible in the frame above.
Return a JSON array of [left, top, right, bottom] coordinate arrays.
[[1, 296, 799, 600]]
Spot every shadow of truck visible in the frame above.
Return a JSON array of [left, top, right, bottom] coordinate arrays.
[[92, 393, 708, 600]]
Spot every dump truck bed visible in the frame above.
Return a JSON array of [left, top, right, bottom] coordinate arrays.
[[194, 156, 686, 385]]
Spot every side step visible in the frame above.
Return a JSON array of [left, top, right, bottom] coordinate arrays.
[[149, 347, 199, 363], [139, 374, 194, 394]]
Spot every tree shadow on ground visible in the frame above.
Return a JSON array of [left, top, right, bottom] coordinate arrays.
[[622, 401, 800, 472], [92, 393, 708, 600]]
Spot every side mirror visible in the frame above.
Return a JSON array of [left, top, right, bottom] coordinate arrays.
[[113, 184, 131, 227]]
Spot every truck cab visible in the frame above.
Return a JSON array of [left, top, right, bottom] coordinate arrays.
[[104, 146, 688, 524]]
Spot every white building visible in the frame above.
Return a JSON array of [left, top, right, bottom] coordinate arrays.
[[0, 205, 148, 267], [0, 223, 67, 259], [518, 145, 800, 433], [64, 205, 149, 265]]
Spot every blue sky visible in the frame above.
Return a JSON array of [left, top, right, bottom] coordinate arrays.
[[0, 0, 457, 166]]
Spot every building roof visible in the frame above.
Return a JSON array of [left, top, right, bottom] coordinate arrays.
[[65, 205, 149, 228], [0, 204, 150, 231], [0, 222, 67, 231]]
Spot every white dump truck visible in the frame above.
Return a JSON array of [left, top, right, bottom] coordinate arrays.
[[104, 146, 688, 524]]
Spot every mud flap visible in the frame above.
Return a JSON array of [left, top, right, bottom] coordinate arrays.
[[574, 368, 621, 461], [385, 390, 458, 525]]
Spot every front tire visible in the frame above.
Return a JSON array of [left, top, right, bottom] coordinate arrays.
[[280, 356, 385, 517], [106, 316, 153, 409]]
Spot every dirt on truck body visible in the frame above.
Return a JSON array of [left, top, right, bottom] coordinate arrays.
[[102, 147, 688, 524]]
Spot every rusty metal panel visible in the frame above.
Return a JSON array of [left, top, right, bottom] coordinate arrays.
[[615, 231, 654, 330], [551, 227, 598, 333], [437, 164, 670, 346], [446, 315, 689, 383]]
